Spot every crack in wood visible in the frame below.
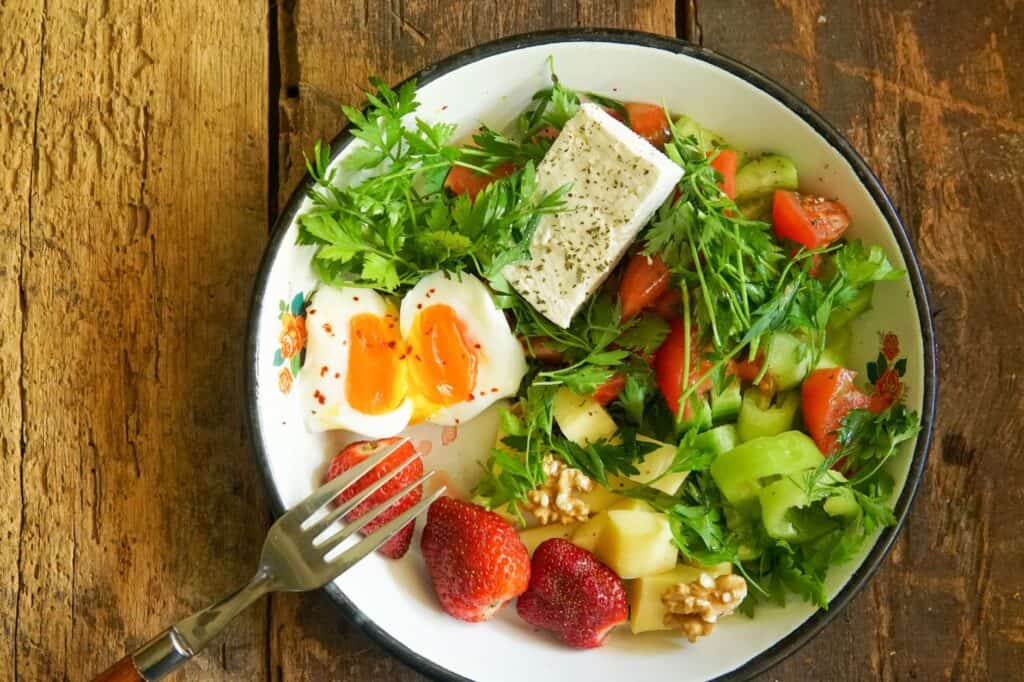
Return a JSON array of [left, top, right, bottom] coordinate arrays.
[[268, 0, 282, 230], [680, 0, 701, 43], [13, 1, 48, 678]]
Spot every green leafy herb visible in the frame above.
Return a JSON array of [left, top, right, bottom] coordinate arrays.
[[297, 79, 568, 293], [518, 295, 658, 396], [644, 126, 787, 351], [826, 403, 921, 482], [625, 473, 740, 566], [549, 427, 657, 487]]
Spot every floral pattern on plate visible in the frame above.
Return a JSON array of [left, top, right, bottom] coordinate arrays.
[[274, 291, 308, 394]]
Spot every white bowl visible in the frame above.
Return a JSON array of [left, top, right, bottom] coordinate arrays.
[[246, 29, 937, 682]]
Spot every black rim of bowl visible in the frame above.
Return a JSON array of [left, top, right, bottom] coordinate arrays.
[[246, 27, 938, 682]]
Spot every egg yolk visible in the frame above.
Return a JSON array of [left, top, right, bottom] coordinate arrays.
[[346, 312, 404, 414], [406, 304, 479, 408]]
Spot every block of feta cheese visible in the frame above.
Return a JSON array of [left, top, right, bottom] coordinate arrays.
[[502, 102, 683, 328]]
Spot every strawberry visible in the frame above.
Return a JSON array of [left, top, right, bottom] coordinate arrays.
[[324, 437, 422, 559], [420, 497, 530, 622], [516, 538, 627, 648]]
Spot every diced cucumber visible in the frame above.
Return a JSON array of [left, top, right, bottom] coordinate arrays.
[[711, 380, 743, 424], [678, 395, 712, 433], [692, 424, 740, 457], [710, 431, 824, 510], [763, 332, 811, 392], [736, 194, 774, 221], [829, 284, 874, 329], [734, 154, 799, 200], [672, 115, 729, 154], [737, 390, 800, 442]]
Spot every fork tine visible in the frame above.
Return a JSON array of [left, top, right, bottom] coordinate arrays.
[[326, 485, 447, 570], [316, 470, 436, 552], [303, 447, 422, 537], [293, 437, 411, 517]]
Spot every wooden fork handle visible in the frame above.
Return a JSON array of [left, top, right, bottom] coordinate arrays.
[[93, 655, 144, 681]]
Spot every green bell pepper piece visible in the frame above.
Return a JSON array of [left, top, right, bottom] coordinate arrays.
[[711, 380, 743, 424], [737, 390, 800, 442], [679, 394, 712, 433], [823, 487, 859, 518], [693, 424, 739, 456], [710, 431, 824, 511], [760, 470, 855, 541]]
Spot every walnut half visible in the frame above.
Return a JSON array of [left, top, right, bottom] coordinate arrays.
[[662, 573, 748, 642], [524, 455, 594, 525]]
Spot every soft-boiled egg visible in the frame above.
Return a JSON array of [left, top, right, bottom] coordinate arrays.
[[303, 286, 413, 438], [400, 271, 527, 426]]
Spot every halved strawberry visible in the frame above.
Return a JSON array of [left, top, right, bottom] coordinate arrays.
[[324, 438, 422, 559], [516, 539, 627, 648], [420, 497, 530, 622]]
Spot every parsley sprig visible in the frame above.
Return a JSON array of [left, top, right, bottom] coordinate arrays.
[[297, 78, 568, 292]]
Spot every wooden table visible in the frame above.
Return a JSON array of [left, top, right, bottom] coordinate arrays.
[[3, 1, 1021, 680]]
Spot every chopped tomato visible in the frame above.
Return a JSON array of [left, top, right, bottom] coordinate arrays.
[[728, 353, 776, 393], [654, 319, 713, 418], [444, 162, 516, 200], [619, 253, 670, 321], [731, 354, 764, 383], [710, 150, 738, 200], [801, 367, 871, 455], [651, 288, 681, 320], [772, 190, 851, 249], [592, 373, 626, 405], [624, 102, 671, 148]]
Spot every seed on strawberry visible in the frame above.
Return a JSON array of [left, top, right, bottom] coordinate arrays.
[[420, 497, 530, 622], [324, 438, 422, 559], [516, 538, 627, 648]]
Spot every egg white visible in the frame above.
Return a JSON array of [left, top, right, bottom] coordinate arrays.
[[303, 286, 413, 438], [399, 271, 527, 426]]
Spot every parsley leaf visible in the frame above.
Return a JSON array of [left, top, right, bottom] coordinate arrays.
[[297, 79, 567, 294]]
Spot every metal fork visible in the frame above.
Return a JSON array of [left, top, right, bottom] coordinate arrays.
[[94, 438, 442, 682]]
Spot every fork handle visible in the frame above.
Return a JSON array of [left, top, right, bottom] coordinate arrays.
[[93, 626, 194, 681], [93, 656, 143, 681], [92, 573, 274, 681]]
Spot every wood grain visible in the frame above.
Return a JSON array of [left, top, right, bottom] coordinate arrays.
[[0, 1, 40, 679], [6, 0, 1021, 680], [3, 1, 270, 680], [695, 1, 1024, 680], [268, 4, 675, 680]]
